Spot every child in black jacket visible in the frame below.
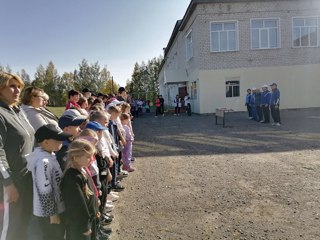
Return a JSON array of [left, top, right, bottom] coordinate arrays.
[[61, 139, 99, 240]]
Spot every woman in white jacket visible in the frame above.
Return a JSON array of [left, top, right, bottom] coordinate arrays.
[[21, 86, 58, 131]]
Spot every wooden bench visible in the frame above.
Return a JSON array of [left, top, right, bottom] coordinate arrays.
[[215, 108, 233, 128]]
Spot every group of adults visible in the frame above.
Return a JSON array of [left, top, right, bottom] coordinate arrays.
[[245, 82, 281, 126]]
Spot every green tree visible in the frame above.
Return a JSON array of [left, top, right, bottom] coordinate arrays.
[[76, 59, 101, 92], [32, 64, 46, 89], [128, 56, 163, 101]]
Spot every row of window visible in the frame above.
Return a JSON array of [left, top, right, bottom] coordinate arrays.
[[186, 16, 320, 59]]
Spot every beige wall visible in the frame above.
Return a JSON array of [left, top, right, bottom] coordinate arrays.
[[198, 64, 320, 114]]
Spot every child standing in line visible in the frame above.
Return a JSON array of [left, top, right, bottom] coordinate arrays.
[[120, 113, 135, 172], [65, 89, 81, 110], [107, 106, 125, 191], [26, 124, 73, 240], [61, 139, 99, 240]]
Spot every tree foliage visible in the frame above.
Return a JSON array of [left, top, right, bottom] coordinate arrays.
[[126, 56, 163, 101], [0, 59, 120, 106]]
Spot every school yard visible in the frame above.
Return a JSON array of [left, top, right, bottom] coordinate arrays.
[[110, 108, 320, 240]]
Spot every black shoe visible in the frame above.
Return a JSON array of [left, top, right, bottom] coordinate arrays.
[[112, 182, 125, 192], [103, 212, 114, 219], [101, 215, 113, 225], [131, 157, 136, 162], [100, 227, 112, 235], [97, 230, 110, 240]]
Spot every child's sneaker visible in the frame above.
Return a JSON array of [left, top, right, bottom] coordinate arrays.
[[107, 192, 119, 202], [104, 203, 114, 213], [123, 165, 135, 172]]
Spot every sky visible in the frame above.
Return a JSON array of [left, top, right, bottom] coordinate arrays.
[[0, 0, 191, 86]]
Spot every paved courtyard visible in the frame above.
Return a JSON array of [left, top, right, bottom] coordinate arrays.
[[111, 108, 320, 240]]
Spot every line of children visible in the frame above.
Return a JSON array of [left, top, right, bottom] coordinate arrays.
[[26, 92, 137, 240]]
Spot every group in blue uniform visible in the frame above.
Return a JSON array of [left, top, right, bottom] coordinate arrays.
[[245, 83, 281, 126]]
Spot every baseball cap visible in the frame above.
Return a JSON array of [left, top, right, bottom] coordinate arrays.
[[35, 124, 73, 143], [62, 109, 83, 118], [58, 115, 87, 129], [82, 88, 91, 93], [262, 85, 269, 88], [86, 121, 108, 131]]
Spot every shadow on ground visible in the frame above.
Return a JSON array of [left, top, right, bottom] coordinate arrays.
[[133, 108, 320, 157]]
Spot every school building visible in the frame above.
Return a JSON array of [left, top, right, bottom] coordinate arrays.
[[158, 0, 320, 114]]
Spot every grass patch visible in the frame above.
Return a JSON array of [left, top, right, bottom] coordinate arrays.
[[47, 106, 65, 118]]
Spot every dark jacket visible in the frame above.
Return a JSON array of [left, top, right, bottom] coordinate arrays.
[[254, 92, 262, 107], [0, 101, 35, 186], [56, 139, 72, 171], [270, 88, 280, 106], [61, 168, 98, 234]]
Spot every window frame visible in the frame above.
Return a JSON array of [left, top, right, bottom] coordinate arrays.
[[225, 80, 240, 98], [210, 20, 239, 53], [292, 16, 320, 48], [185, 29, 193, 61], [250, 17, 281, 50]]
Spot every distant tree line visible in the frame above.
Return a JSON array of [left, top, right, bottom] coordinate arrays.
[[0, 59, 119, 106], [126, 56, 163, 102]]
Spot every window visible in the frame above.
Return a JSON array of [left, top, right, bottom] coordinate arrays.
[[251, 18, 279, 49], [186, 31, 193, 60], [191, 81, 197, 100], [293, 16, 320, 47], [226, 80, 240, 98], [210, 21, 238, 52]]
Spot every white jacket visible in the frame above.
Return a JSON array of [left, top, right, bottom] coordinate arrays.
[[26, 147, 65, 217]]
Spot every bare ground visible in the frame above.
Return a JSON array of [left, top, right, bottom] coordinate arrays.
[[110, 108, 320, 240]]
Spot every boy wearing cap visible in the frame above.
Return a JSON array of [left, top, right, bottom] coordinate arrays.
[[26, 124, 73, 240], [270, 83, 281, 126], [56, 114, 87, 171]]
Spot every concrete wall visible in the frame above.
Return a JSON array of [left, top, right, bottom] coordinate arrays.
[[199, 64, 320, 113]]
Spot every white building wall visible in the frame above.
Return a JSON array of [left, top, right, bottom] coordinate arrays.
[[199, 64, 320, 113]]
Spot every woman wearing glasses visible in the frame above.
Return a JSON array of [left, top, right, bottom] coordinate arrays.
[[21, 86, 58, 131]]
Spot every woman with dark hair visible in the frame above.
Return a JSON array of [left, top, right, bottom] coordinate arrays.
[[21, 86, 58, 131], [0, 72, 35, 239]]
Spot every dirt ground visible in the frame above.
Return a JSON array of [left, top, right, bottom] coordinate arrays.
[[110, 108, 320, 240]]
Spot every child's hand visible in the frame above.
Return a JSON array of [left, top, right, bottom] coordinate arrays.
[[50, 214, 61, 224], [83, 229, 92, 236], [99, 190, 103, 196], [97, 212, 101, 218], [107, 158, 113, 167], [98, 199, 101, 207]]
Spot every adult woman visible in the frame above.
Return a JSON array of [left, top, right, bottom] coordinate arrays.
[[0, 72, 35, 239], [21, 86, 58, 131]]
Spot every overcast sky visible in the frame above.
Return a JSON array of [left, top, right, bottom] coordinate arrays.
[[0, 0, 190, 86]]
